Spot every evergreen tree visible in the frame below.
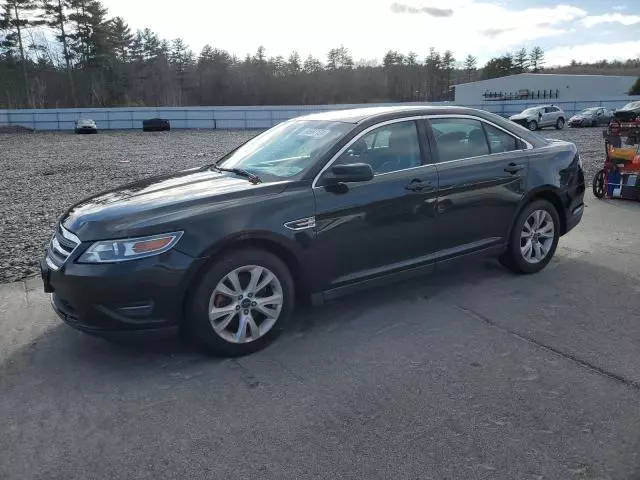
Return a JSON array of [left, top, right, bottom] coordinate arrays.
[[2, 0, 38, 105], [529, 46, 544, 73], [629, 77, 640, 95], [327, 45, 353, 69], [109, 16, 132, 61], [463, 54, 477, 80], [303, 54, 322, 73], [514, 47, 529, 73], [287, 51, 300, 73]]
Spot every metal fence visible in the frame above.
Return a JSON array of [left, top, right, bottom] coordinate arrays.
[[0, 98, 636, 131]]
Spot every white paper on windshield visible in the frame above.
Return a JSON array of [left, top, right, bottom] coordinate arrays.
[[298, 128, 330, 138]]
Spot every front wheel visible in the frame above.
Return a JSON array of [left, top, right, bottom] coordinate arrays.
[[555, 118, 565, 130], [528, 120, 538, 131], [592, 169, 607, 199], [499, 200, 560, 274], [186, 248, 295, 357]]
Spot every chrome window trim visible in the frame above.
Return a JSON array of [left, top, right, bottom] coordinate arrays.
[[312, 114, 533, 188], [426, 114, 534, 150]]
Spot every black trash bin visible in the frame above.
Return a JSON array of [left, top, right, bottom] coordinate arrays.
[[142, 118, 171, 132]]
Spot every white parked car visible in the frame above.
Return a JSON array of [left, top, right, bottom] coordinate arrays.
[[509, 105, 566, 131], [75, 118, 98, 134]]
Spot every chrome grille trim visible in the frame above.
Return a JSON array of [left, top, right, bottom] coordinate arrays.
[[45, 225, 80, 271]]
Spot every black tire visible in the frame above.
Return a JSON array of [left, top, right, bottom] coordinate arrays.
[[528, 120, 538, 131], [499, 199, 560, 274], [592, 169, 607, 199], [555, 117, 565, 130], [186, 248, 295, 357]]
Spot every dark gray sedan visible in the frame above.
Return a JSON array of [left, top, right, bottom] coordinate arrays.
[[568, 107, 612, 127], [43, 105, 586, 356]]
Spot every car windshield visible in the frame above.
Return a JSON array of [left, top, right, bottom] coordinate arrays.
[[216, 120, 352, 180], [521, 107, 541, 115], [622, 101, 640, 110]]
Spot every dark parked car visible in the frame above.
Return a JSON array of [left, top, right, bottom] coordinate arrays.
[[568, 107, 613, 127], [142, 118, 171, 132], [613, 101, 640, 122], [41, 106, 585, 356]]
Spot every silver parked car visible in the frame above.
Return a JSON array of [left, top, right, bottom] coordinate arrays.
[[75, 118, 98, 134], [509, 105, 566, 131], [568, 107, 613, 128]]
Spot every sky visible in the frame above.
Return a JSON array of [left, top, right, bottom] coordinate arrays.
[[103, 0, 640, 66]]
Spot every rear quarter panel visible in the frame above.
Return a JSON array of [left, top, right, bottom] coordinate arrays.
[[523, 139, 585, 232]]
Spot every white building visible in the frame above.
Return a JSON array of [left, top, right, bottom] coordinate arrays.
[[454, 73, 637, 105]]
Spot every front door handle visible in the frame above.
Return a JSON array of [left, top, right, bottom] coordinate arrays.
[[405, 178, 432, 192], [504, 163, 525, 174]]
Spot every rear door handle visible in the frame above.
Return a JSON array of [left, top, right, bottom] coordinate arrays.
[[405, 178, 433, 192], [504, 163, 525, 174]]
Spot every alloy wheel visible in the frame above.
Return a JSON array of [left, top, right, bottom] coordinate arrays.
[[520, 210, 555, 264], [208, 265, 283, 344]]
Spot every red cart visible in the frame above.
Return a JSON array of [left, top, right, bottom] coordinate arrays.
[[592, 119, 640, 200]]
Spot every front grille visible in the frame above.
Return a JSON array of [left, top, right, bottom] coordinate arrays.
[[512, 119, 528, 127], [45, 225, 80, 270]]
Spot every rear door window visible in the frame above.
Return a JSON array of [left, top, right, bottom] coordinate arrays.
[[482, 123, 520, 153], [430, 118, 490, 162]]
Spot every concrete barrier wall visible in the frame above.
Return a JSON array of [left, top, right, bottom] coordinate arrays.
[[1, 97, 637, 131]]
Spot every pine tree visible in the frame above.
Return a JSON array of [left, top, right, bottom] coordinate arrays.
[[327, 45, 353, 70], [287, 51, 300, 74], [2, 0, 38, 106], [463, 54, 477, 80], [39, 0, 76, 103], [514, 47, 529, 73], [109, 16, 132, 61], [425, 47, 441, 100], [303, 54, 322, 73], [442, 50, 455, 99], [529, 46, 544, 73], [630, 77, 640, 95]]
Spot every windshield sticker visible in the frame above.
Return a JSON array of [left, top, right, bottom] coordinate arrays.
[[298, 128, 330, 138]]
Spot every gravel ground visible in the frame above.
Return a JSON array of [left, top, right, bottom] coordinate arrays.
[[0, 126, 605, 284], [0, 130, 258, 283]]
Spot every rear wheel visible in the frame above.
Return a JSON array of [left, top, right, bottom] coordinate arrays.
[[186, 248, 294, 357], [500, 199, 560, 274], [555, 118, 565, 130], [528, 120, 538, 131], [592, 169, 607, 199]]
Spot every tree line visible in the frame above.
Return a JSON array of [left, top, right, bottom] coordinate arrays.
[[1, 0, 639, 109]]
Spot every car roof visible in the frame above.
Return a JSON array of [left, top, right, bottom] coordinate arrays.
[[296, 105, 491, 124]]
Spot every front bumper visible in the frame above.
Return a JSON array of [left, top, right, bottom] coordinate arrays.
[[569, 119, 586, 127], [75, 127, 97, 133], [42, 248, 204, 335]]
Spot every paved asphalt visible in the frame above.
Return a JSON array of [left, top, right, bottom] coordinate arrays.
[[2, 191, 640, 480]]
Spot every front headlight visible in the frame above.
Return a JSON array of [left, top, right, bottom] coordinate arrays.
[[78, 232, 183, 263]]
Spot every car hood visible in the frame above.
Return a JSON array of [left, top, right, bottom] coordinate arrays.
[[509, 114, 531, 120], [570, 114, 589, 121], [62, 167, 288, 241]]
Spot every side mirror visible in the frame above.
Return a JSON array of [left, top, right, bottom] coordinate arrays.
[[327, 163, 374, 183]]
